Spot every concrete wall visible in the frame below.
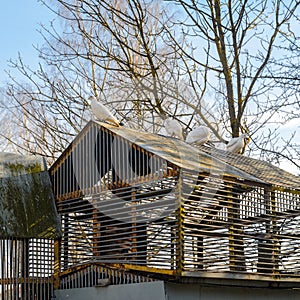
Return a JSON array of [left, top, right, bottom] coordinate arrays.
[[54, 281, 166, 300], [165, 283, 300, 300], [55, 281, 300, 300]]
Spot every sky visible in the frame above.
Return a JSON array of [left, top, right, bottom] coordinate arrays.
[[0, 1, 299, 174], [0, 0, 54, 85]]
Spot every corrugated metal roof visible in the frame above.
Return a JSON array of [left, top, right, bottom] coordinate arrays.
[[198, 145, 300, 190], [96, 122, 261, 183], [98, 121, 300, 189]]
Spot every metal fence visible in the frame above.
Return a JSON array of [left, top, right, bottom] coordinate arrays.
[[0, 238, 55, 300], [50, 121, 300, 286]]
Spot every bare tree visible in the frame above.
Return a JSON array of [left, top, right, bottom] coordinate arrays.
[[167, 0, 300, 168], [1, 0, 300, 170], [3, 0, 195, 163]]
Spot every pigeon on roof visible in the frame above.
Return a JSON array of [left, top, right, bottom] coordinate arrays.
[[186, 126, 211, 145], [164, 118, 184, 140], [89, 96, 120, 127], [226, 133, 250, 154]]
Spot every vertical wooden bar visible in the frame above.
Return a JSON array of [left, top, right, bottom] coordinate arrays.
[[54, 238, 61, 291], [176, 169, 184, 275], [271, 189, 279, 274], [228, 183, 235, 270], [257, 186, 274, 274], [22, 239, 29, 300], [91, 124, 96, 194], [92, 208, 100, 258], [63, 215, 69, 270], [131, 189, 137, 259], [87, 129, 91, 194], [227, 181, 245, 271], [65, 153, 70, 197]]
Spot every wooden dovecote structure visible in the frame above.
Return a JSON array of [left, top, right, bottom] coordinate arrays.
[[50, 120, 300, 290]]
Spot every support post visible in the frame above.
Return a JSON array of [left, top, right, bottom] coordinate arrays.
[[227, 182, 245, 271]]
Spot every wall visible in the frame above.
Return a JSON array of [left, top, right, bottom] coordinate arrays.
[[165, 283, 300, 300], [54, 281, 166, 300], [55, 280, 300, 300]]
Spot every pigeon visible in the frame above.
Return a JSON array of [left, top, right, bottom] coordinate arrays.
[[186, 126, 211, 145], [165, 118, 184, 140], [89, 96, 120, 126], [226, 133, 250, 154]]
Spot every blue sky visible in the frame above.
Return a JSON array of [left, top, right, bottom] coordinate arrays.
[[0, 0, 54, 84], [0, 1, 298, 173]]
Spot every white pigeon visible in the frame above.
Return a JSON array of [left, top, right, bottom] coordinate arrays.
[[226, 133, 250, 154], [89, 96, 120, 126], [186, 126, 211, 145], [164, 118, 184, 140]]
